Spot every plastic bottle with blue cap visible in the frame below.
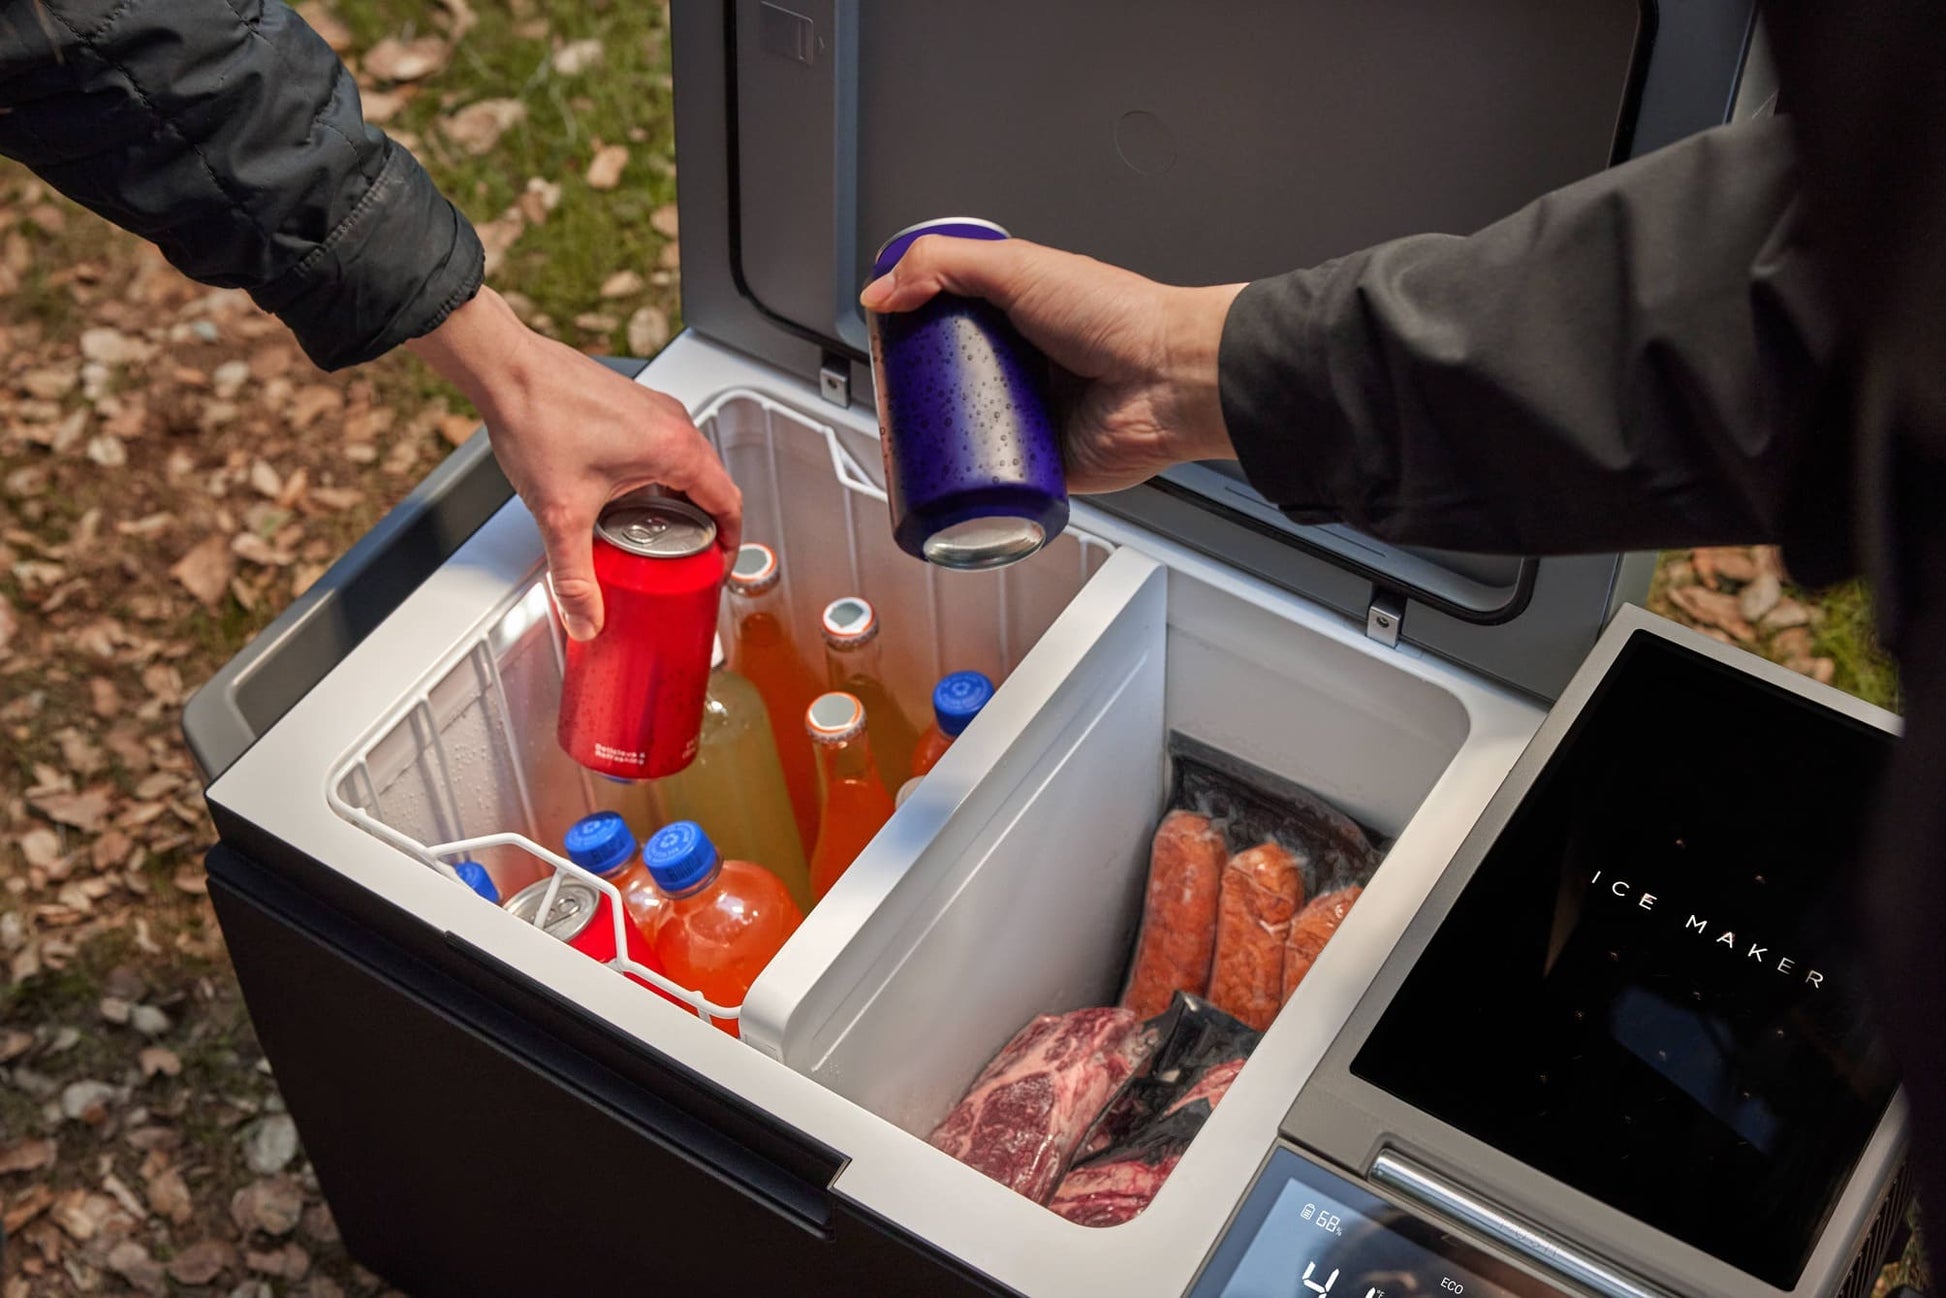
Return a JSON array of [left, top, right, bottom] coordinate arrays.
[[909, 669, 996, 779], [453, 861, 500, 905], [562, 810, 666, 941], [644, 820, 804, 1038]]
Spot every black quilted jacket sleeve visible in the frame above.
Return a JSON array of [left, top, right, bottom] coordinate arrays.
[[0, 0, 484, 371]]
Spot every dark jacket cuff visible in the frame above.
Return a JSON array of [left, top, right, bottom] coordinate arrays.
[[253, 140, 485, 372], [1216, 272, 1358, 524]]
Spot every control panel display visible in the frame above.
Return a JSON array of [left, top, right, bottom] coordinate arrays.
[[1190, 1148, 1569, 1298]]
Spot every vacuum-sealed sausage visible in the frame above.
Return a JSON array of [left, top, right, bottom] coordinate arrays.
[[1208, 841, 1305, 1030], [1280, 885, 1362, 1005], [1120, 811, 1227, 1020]]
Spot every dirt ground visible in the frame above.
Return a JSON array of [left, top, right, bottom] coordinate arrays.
[[0, 2, 1920, 1294]]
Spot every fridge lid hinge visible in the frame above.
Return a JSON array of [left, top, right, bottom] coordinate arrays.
[[1366, 589, 1406, 647], [818, 352, 851, 408]]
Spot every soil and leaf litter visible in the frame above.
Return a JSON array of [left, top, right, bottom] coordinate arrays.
[[0, 0, 1917, 1291]]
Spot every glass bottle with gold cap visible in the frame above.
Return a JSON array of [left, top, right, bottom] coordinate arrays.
[[819, 596, 920, 794], [806, 692, 896, 901], [724, 542, 821, 852]]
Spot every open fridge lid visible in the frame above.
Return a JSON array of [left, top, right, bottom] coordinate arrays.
[[669, 0, 1767, 699]]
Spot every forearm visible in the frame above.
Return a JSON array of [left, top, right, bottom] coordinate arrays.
[[1218, 115, 1839, 555], [0, 0, 482, 370]]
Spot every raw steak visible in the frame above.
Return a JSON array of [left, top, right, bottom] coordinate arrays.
[[928, 1007, 1156, 1203], [1050, 1056, 1246, 1228]]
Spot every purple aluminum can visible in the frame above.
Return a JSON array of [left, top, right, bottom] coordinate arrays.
[[866, 218, 1068, 570]]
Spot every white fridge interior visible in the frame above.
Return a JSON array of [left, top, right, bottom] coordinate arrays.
[[208, 333, 1552, 1297]]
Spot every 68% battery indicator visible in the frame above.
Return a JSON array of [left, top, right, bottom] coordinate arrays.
[[1298, 1203, 1347, 1237]]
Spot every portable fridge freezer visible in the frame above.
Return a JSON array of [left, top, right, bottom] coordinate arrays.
[[183, 4, 1909, 1297]]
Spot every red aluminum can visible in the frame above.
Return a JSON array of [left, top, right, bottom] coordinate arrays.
[[505, 876, 684, 1008], [557, 494, 723, 780]]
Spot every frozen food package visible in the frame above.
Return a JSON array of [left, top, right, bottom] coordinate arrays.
[[928, 1007, 1158, 1204], [1208, 840, 1305, 1030], [1168, 732, 1382, 895], [1281, 885, 1363, 1005], [1119, 811, 1227, 1019], [1056, 994, 1261, 1226]]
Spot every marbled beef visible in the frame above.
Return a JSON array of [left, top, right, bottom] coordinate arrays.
[[928, 1007, 1156, 1203]]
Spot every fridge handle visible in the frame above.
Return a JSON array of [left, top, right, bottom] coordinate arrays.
[[182, 356, 650, 784]]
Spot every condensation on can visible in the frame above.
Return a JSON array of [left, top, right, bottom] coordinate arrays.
[[866, 217, 1068, 571]]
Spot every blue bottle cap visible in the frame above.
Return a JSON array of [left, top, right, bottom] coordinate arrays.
[[563, 812, 636, 878], [643, 821, 721, 896], [453, 861, 499, 904], [932, 671, 995, 737]]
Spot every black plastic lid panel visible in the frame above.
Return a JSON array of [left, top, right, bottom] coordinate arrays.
[[737, 0, 1646, 353], [675, 0, 1762, 697]]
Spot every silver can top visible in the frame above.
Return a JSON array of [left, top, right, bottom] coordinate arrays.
[[505, 876, 600, 942], [595, 494, 716, 559]]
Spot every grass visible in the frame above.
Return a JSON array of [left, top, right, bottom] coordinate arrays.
[[1814, 579, 1901, 711], [331, 0, 682, 351]]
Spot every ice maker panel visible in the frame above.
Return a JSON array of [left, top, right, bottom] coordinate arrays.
[[1351, 632, 1899, 1289]]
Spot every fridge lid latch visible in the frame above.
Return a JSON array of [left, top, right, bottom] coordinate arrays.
[[819, 353, 850, 408], [1366, 590, 1406, 647]]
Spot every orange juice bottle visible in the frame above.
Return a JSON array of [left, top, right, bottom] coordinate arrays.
[[820, 597, 921, 795], [726, 543, 822, 852], [656, 636, 813, 912], [563, 811, 666, 942], [806, 692, 897, 901], [910, 670, 996, 778], [644, 820, 803, 1038]]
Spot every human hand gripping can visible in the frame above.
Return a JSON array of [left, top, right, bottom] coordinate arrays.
[[556, 493, 723, 780], [866, 218, 1069, 569]]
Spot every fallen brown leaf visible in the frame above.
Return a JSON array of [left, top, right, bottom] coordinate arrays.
[[362, 35, 447, 82], [599, 269, 644, 299], [551, 36, 604, 75], [573, 312, 619, 334], [1760, 599, 1812, 631], [1738, 570, 1782, 622], [55, 727, 105, 777], [0, 591, 14, 655], [29, 786, 113, 833], [170, 535, 236, 608], [650, 202, 679, 239], [4, 1184, 54, 1234], [585, 143, 629, 190], [0, 1031, 33, 1063], [138, 1045, 182, 1079], [1693, 546, 1757, 588], [478, 211, 526, 277], [516, 176, 562, 224], [295, 2, 353, 51], [143, 1163, 193, 1224], [18, 827, 61, 870], [626, 305, 670, 355], [436, 413, 478, 446], [1668, 585, 1757, 643], [167, 1239, 238, 1286], [439, 97, 527, 155], [0, 1139, 56, 1175]]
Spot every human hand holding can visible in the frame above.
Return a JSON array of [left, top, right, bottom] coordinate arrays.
[[865, 218, 1069, 570], [556, 493, 724, 780]]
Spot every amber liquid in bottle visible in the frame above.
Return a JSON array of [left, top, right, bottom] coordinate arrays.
[[726, 552, 823, 853], [806, 693, 896, 901], [820, 598, 921, 796]]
